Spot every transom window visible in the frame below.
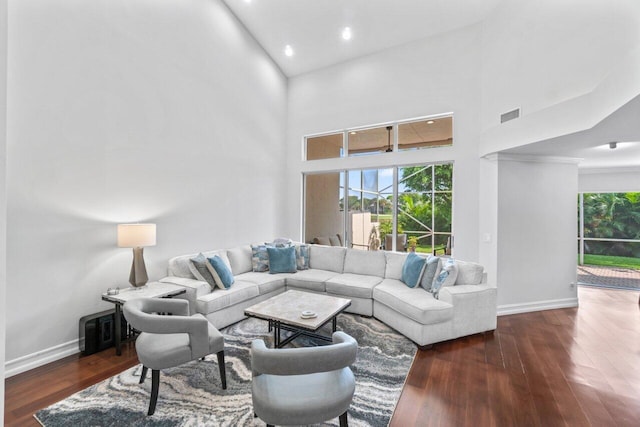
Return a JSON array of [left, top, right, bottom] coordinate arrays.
[[304, 114, 453, 161]]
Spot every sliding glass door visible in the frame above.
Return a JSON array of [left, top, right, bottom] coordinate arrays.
[[304, 163, 453, 254]]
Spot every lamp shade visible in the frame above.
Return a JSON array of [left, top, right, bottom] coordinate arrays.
[[117, 224, 156, 248]]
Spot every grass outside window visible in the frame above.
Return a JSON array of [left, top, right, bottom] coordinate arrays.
[[580, 254, 640, 270]]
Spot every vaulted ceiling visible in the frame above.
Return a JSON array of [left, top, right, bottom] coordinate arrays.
[[223, 0, 503, 76], [223, 0, 639, 169]]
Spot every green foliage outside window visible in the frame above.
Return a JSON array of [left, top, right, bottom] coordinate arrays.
[[581, 192, 640, 257], [398, 164, 452, 251]]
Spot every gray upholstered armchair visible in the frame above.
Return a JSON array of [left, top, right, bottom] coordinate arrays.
[[251, 331, 358, 427], [123, 297, 226, 416]]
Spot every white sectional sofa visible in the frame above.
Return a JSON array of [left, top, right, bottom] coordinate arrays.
[[159, 244, 497, 347]]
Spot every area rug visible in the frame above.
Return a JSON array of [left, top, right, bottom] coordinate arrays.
[[35, 314, 416, 426]]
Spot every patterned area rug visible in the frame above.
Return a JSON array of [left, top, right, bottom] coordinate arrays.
[[35, 314, 416, 426]]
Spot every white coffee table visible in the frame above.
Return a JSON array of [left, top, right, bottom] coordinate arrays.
[[244, 290, 351, 348], [101, 282, 186, 355]]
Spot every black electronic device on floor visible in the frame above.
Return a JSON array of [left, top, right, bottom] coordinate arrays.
[[79, 309, 127, 355]]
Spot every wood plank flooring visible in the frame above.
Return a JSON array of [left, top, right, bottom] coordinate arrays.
[[4, 341, 139, 426], [5, 286, 640, 426], [391, 286, 640, 426]]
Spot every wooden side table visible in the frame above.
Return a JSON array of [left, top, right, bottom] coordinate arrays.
[[101, 282, 186, 355]]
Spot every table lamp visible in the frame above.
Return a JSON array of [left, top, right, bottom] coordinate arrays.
[[117, 223, 156, 287]]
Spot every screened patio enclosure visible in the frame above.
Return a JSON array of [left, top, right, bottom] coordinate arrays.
[[304, 163, 453, 254]]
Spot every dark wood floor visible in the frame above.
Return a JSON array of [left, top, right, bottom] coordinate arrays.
[[5, 286, 640, 426], [392, 286, 640, 427]]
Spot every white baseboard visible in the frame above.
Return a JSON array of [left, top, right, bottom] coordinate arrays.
[[4, 339, 80, 378], [497, 297, 579, 316]]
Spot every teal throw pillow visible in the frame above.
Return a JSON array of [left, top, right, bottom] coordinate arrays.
[[251, 244, 271, 272], [267, 246, 297, 274], [401, 252, 427, 288], [189, 253, 217, 290], [206, 255, 235, 289], [420, 256, 441, 291]]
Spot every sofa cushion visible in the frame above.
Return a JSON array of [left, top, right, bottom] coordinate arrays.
[[455, 260, 484, 285], [235, 272, 288, 295], [343, 248, 386, 277], [373, 279, 453, 325], [196, 281, 259, 314], [384, 251, 407, 280], [268, 246, 298, 274], [329, 235, 341, 246], [325, 273, 383, 299], [401, 252, 427, 288], [206, 255, 235, 289], [251, 244, 271, 272], [227, 245, 253, 275], [285, 269, 339, 292], [309, 246, 346, 273], [167, 254, 197, 279]]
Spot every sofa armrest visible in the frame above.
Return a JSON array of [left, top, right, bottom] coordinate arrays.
[[159, 276, 211, 316], [438, 285, 497, 337]]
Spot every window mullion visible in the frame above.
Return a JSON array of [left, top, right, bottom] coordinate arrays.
[[392, 167, 399, 252]]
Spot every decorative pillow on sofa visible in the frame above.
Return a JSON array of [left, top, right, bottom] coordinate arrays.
[[267, 246, 297, 274], [431, 257, 458, 296], [420, 255, 441, 292], [206, 255, 235, 289], [401, 252, 427, 288], [189, 253, 217, 290], [295, 244, 310, 270], [251, 244, 271, 272]]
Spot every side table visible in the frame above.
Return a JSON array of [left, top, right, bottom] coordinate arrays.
[[101, 281, 186, 355]]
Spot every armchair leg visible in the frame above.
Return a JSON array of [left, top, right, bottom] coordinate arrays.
[[139, 366, 148, 384], [339, 411, 348, 427], [217, 350, 227, 389], [148, 369, 160, 416]]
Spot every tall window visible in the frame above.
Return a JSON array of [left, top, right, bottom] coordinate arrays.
[[397, 164, 453, 253], [578, 192, 640, 265], [304, 163, 453, 254]]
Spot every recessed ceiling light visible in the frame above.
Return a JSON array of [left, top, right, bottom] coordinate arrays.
[[427, 120, 435, 124], [284, 45, 294, 57], [342, 27, 352, 41], [350, 131, 357, 135]]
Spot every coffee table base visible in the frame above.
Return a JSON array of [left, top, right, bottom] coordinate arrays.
[[270, 316, 339, 348]]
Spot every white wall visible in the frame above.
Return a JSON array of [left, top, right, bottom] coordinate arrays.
[[579, 167, 640, 193], [496, 156, 579, 314], [5, 0, 287, 375], [286, 25, 483, 264], [286, 15, 602, 315], [1, 0, 7, 418]]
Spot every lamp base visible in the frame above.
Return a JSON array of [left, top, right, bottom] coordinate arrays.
[[129, 247, 149, 287]]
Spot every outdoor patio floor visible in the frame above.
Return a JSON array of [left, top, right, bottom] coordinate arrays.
[[577, 264, 640, 290]]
